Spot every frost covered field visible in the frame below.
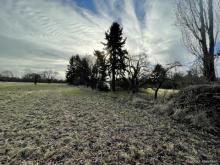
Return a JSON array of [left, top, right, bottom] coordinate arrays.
[[0, 82, 219, 164]]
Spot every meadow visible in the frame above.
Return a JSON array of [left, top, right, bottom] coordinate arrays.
[[0, 82, 219, 164]]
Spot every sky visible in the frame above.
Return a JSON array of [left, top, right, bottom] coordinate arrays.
[[0, 0, 219, 79]]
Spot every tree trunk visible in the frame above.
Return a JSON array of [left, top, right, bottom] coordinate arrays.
[[199, 0, 209, 80], [207, 0, 216, 81], [154, 82, 163, 100], [112, 60, 116, 92], [154, 88, 159, 100], [199, 0, 216, 81]]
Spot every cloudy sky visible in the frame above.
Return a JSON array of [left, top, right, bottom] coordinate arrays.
[[0, 0, 219, 79]]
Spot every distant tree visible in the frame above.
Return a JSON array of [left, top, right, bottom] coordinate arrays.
[[80, 57, 91, 87], [151, 64, 167, 100], [41, 70, 58, 83], [151, 62, 181, 100], [66, 55, 81, 85], [90, 64, 98, 90], [34, 73, 41, 85], [0, 70, 17, 82], [127, 53, 149, 93], [0, 70, 14, 78], [172, 72, 185, 89], [23, 73, 41, 84], [102, 22, 128, 91], [176, 0, 219, 81], [66, 55, 91, 86], [183, 65, 207, 86], [93, 50, 108, 91], [66, 56, 74, 84]]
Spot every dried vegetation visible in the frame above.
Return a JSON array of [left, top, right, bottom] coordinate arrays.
[[0, 83, 219, 164]]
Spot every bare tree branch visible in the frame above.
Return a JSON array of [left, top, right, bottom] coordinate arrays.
[[176, 0, 219, 81]]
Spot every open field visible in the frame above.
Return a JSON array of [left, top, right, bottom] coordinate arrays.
[[140, 88, 179, 99], [0, 82, 219, 164]]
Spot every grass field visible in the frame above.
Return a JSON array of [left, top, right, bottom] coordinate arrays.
[[0, 82, 219, 164], [140, 88, 179, 98]]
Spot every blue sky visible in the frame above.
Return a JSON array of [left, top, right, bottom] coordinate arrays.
[[74, 0, 97, 12], [0, 0, 219, 78]]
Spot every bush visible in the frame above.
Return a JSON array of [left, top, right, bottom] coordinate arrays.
[[173, 84, 220, 132]]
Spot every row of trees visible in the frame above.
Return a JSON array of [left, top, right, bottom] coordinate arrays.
[[66, 22, 183, 98], [66, 53, 109, 91], [66, 0, 220, 97], [66, 22, 139, 92], [0, 70, 62, 84], [66, 48, 208, 99], [23, 71, 59, 84]]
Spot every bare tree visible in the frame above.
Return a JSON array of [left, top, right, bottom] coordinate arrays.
[[0, 70, 14, 78], [176, 0, 220, 81], [151, 62, 182, 100], [127, 53, 149, 93], [23, 72, 41, 84], [41, 70, 58, 83]]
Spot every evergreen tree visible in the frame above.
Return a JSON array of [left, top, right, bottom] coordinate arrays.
[[103, 22, 128, 91], [66, 55, 91, 86], [80, 57, 91, 87], [90, 64, 98, 90], [66, 56, 74, 84], [94, 50, 108, 91], [94, 51, 107, 82], [66, 55, 81, 85]]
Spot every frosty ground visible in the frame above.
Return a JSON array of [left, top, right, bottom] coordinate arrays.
[[0, 82, 219, 164]]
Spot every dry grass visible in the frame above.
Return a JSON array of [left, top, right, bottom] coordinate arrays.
[[141, 88, 178, 95], [0, 83, 219, 164], [173, 84, 220, 133]]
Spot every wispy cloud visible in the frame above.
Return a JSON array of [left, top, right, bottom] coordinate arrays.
[[0, 0, 199, 78]]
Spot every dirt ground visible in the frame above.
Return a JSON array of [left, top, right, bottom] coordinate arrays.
[[0, 83, 219, 164]]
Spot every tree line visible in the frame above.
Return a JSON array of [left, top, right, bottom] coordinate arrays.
[[0, 70, 63, 84], [66, 22, 142, 92], [66, 0, 220, 96], [66, 22, 213, 99]]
